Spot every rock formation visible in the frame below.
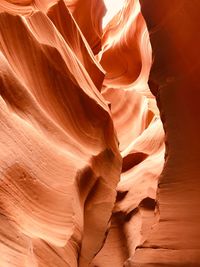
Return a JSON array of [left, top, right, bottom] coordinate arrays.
[[0, 0, 198, 266]]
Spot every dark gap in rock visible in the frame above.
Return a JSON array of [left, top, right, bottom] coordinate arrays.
[[122, 152, 148, 172]]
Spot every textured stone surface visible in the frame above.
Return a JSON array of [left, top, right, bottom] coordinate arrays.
[[1, 0, 198, 266]]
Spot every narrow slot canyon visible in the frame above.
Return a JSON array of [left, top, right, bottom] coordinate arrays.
[[0, 0, 199, 266]]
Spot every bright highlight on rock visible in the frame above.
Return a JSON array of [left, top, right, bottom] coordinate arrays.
[[103, 0, 126, 27], [0, 0, 198, 266]]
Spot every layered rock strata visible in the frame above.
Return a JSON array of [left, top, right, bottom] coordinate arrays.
[[1, 0, 196, 266]]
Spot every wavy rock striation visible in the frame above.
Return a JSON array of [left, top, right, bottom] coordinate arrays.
[[1, 0, 196, 266], [0, 1, 121, 266]]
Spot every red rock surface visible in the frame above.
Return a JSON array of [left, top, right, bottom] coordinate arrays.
[[0, 1, 121, 266], [1, 0, 198, 266]]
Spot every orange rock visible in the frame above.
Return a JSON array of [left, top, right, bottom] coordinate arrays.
[[0, 2, 121, 266]]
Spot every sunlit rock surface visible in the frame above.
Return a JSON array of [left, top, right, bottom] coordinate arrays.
[[0, 1, 121, 266], [1, 0, 197, 266]]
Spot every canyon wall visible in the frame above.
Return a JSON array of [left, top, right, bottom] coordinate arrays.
[[0, 0, 198, 266]]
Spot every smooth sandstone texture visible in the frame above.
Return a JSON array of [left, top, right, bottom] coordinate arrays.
[[90, 0, 165, 266], [132, 0, 200, 266], [1, 0, 197, 266], [99, 0, 152, 92], [47, 0, 105, 91], [0, 1, 121, 266]]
